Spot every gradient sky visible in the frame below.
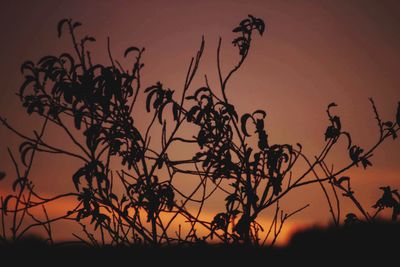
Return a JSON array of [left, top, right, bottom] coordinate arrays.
[[0, 0, 399, 244]]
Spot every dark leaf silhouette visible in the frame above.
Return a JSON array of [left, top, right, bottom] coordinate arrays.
[[72, 21, 82, 29], [72, 166, 86, 191], [19, 141, 35, 166], [0, 171, 5, 181], [83, 36, 96, 43], [361, 157, 372, 169], [241, 113, 252, 137], [349, 145, 363, 166], [124, 47, 141, 58], [328, 102, 337, 109], [20, 61, 35, 74], [2, 195, 13, 215], [57, 18, 69, 38], [74, 109, 83, 130]]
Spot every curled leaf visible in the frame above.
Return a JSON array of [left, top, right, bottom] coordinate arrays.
[[2, 195, 13, 215], [124, 47, 140, 58], [341, 132, 352, 149], [57, 19, 69, 38], [72, 166, 87, 191], [252, 109, 266, 119], [20, 61, 34, 74], [328, 102, 337, 109], [19, 141, 35, 166], [241, 113, 252, 137]]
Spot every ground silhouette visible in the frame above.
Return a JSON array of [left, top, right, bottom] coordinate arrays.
[[0, 221, 398, 265]]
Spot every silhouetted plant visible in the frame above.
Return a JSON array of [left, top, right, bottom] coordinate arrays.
[[0, 15, 399, 247]]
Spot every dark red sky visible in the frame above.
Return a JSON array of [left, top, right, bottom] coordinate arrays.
[[0, 0, 399, 243]]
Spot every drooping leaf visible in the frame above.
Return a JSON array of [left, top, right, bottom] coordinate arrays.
[[241, 113, 252, 137], [232, 25, 244, 33], [57, 19, 69, 38], [328, 102, 337, 109], [124, 47, 140, 58], [145, 89, 157, 112], [19, 76, 36, 99], [157, 102, 169, 124], [20, 61, 34, 74], [74, 109, 84, 130], [72, 21, 82, 29], [297, 143, 303, 150], [2, 195, 13, 215], [59, 53, 75, 73], [361, 157, 372, 169], [341, 132, 352, 149], [19, 141, 34, 166], [72, 166, 87, 191], [37, 55, 58, 68], [172, 102, 179, 121], [145, 83, 163, 112]]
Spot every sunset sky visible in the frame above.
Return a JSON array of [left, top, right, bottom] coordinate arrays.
[[0, 0, 399, 244]]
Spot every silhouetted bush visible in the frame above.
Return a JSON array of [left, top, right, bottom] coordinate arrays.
[[0, 15, 399, 250]]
